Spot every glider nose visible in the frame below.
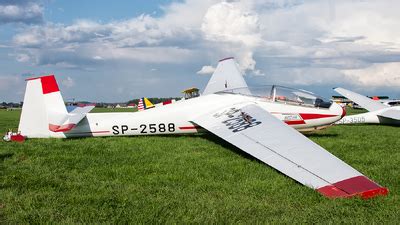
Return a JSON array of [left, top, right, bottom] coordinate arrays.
[[340, 106, 346, 119], [331, 102, 346, 119]]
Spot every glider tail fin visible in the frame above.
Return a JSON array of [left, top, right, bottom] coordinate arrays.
[[19, 75, 68, 137], [138, 97, 155, 111], [202, 57, 249, 95]]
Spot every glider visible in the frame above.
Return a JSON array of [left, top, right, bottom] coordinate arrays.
[[17, 58, 388, 199], [334, 87, 400, 125]]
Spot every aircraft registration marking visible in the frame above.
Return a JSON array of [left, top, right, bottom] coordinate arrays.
[[213, 107, 262, 133], [112, 123, 176, 135], [336, 116, 366, 124]]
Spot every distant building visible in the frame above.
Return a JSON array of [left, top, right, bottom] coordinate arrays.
[[115, 103, 137, 108]]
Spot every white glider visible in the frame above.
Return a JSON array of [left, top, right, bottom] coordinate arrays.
[[334, 87, 400, 125], [17, 58, 388, 199]]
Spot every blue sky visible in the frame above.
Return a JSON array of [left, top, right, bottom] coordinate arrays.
[[1, 0, 400, 102]]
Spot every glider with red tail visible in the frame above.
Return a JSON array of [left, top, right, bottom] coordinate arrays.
[[17, 57, 388, 199]]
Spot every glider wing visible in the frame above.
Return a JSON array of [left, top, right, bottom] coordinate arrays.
[[334, 87, 388, 112], [192, 103, 387, 198], [377, 108, 400, 120]]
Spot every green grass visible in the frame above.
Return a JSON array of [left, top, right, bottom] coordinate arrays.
[[0, 108, 399, 223]]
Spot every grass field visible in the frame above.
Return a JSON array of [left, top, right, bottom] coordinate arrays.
[[0, 108, 399, 223]]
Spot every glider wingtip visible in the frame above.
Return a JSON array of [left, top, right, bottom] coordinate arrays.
[[359, 187, 389, 199], [317, 176, 388, 199]]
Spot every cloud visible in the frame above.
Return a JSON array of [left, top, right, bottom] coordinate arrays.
[[197, 65, 215, 75], [61, 76, 75, 88], [5, 0, 400, 102], [0, 75, 20, 91], [201, 1, 262, 72], [0, 1, 43, 24], [343, 62, 400, 87]]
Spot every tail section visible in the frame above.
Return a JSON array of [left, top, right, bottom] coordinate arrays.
[[138, 97, 155, 111], [202, 57, 249, 95], [19, 75, 67, 137], [18, 75, 94, 138]]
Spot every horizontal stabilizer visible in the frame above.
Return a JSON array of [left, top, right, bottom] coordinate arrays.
[[49, 105, 94, 132], [334, 87, 388, 112]]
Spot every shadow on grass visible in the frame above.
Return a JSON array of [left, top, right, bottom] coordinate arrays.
[[0, 152, 13, 161], [305, 133, 339, 138], [198, 133, 257, 161]]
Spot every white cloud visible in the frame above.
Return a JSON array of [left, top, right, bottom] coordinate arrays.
[[0, 75, 21, 91], [197, 65, 215, 75], [15, 53, 30, 62], [0, 1, 43, 24], [61, 76, 75, 88], [5, 0, 400, 102], [201, 2, 261, 46], [201, 1, 262, 72], [343, 62, 400, 87]]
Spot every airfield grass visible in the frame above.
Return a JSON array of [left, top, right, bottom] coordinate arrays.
[[0, 108, 399, 223]]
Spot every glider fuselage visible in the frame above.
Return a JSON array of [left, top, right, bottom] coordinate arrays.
[[335, 106, 400, 125], [53, 93, 344, 138]]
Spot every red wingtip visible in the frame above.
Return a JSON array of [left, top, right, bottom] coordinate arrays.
[[317, 176, 388, 199], [360, 187, 389, 199]]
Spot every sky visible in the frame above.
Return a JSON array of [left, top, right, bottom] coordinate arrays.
[[1, 0, 400, 102]]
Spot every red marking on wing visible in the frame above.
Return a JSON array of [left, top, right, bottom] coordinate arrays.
[[40, 75, 59, 94], [299, 113, 337, 120], [49, 123, 75, 132], [317, 176, 388, 199], [285, 120, 306, 125], [179, 126, 200, 130]]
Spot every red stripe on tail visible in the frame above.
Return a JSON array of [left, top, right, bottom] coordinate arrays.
[[49, 123, 75, 132], [40, 75, 59, 94]]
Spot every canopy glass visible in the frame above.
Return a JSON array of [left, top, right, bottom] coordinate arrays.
[[219, 85, 332, 109]]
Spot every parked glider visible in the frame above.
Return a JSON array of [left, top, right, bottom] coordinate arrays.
[[334, 87, 400, 125], [17, 58, 388, 199]]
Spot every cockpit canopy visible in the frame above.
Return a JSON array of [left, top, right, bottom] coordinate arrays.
[[220, 85, 332, 109]]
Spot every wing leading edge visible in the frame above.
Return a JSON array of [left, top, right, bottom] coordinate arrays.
[[192, 103, 388, 198], [334, 87, 388, 112]]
